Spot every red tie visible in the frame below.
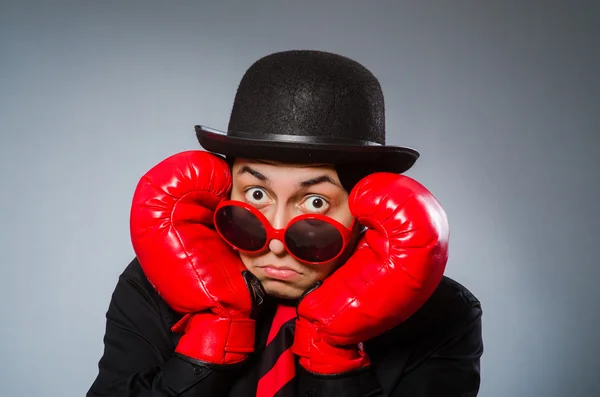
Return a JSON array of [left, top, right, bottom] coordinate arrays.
[[256, 304, 297, 397]]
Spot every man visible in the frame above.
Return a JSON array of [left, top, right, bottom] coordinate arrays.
[[87, 50, 483, 397]]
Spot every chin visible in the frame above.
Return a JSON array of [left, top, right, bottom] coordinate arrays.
[[261, 279, 304, 300]]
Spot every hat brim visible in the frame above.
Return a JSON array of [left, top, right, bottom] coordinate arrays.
[[195, 125, 419, 174]]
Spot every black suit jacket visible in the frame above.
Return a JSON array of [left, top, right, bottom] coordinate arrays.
[[87, 258, 483, 396]]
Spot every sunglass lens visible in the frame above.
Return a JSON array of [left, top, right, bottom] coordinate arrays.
[[285, 219, 344, 263], [214, 206, 267, 251]]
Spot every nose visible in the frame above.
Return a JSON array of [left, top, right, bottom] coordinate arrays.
[[268, 239, 286, 256], [266, 205, 291, 256]]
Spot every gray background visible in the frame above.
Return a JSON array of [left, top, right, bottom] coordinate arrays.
[[1, 1, 598, 396]]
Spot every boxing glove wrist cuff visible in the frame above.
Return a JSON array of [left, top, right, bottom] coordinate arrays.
[[174, 353, 248, 371], [174, 313, 256, 365], [292, 318, 370, 375]]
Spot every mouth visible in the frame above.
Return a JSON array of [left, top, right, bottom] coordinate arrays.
[[258, 264, 302, 281]]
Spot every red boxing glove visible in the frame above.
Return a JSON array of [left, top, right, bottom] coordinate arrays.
[[130, 150, 264, 366], [292, 173, 449, 374]]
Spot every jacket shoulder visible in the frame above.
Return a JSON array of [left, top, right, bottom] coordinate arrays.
[[410, 275, 482, 337], [439, 276, 481, 309], [112, 257, 181, 327], [120, 257, 151, 285], [430, 275, 482, 324], [366, 276, 482, 352], [365, 276, 483, 391]]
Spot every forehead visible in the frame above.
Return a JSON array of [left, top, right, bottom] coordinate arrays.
[[233, 158, 337, 175]]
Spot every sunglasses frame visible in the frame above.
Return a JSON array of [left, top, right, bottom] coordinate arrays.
[[213, 199, 355, 264]]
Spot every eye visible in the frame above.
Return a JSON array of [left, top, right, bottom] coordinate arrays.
[[244, 187, 271, 206], [301, 195, 330, 213]]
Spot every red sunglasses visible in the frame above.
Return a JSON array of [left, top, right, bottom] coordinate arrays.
[[213, 200, 355, 264]]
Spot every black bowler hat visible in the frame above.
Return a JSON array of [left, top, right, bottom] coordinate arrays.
[[195, 50, 419, 174]]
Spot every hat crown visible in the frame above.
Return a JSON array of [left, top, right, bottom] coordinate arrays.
[[227, 50, 386, 145]]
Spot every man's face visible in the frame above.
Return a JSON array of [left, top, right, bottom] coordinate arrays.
[[230, 158, 354, 300]]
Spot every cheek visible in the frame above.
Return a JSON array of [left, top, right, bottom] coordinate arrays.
[[310, 259, 343, 281], [341, 212, 354, 229], [329, 203, 353, 229], [229, 185, 243, 201], [237, 252, 253, 270]]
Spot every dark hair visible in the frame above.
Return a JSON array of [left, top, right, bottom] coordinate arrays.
[[334, 163, 379, 194], [225, 155, 236, 170]]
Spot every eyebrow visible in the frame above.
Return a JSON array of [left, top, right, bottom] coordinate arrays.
[[237, 164, 342, 189], [298, 175, 342, 189], [237, 165, 269, 182]]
